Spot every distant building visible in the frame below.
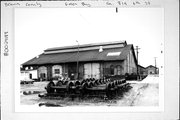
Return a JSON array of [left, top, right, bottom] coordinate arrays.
[[22, 41, 138, 81], [138, 65, 146, 76], [20, 66, 38, 81], [146, 65, 159, 75]]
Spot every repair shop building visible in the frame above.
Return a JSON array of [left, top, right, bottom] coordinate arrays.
[[22, 41, 138, 81]]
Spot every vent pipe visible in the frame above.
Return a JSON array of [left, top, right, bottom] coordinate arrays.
[[99, 46, 103, 52]]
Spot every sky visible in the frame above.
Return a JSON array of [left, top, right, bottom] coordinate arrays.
[[15, 8, 163, 68]]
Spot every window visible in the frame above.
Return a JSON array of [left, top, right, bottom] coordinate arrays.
[[107, 52, 121, 56], [110, 65, 114, 75], [117, 65, 121, 75], [25, 67, 28, 70], [116, 65, 123, 75], [54, 69, 60, 74]]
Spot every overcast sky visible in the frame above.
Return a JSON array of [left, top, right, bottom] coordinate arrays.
[[15, 8, 163, 68]]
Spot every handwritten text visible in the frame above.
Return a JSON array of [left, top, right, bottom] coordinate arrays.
[[4, 32, 9, 56]]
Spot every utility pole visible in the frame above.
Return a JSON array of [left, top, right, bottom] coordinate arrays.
[[154, 57, 157, 74], [135, 46, 140, 78], [76, 40, 79, 80]]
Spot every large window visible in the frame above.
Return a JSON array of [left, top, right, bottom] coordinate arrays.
[[54, 69, 60, 74], [109, 65, 123, 75], [52, 65, 62, 78]]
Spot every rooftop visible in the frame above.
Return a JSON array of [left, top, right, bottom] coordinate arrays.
[[146, 65, 158, 69], [22, 41, 137, 66], [45, 40, 127, 52]]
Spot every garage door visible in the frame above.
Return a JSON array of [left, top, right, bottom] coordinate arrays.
[[84, 63, 100, 79]]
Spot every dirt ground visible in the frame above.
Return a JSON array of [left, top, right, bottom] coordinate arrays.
[[20, 75, 159, 107]]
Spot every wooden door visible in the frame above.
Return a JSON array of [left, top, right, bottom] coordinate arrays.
[[92, 63, 100, 79], [84, 63, 100, 79], [84, 63, 92, 79]]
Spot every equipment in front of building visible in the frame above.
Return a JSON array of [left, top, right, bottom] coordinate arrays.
[[39, 77, 131, 99]]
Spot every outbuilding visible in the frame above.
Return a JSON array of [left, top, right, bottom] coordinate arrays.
[[20, 66, 38, 81], [146, 65, 159, 75], [22, 41, 138, 81]]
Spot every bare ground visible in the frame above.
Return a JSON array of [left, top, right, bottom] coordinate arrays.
[[20, 77, 159, 107]]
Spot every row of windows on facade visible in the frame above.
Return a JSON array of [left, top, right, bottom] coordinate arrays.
[[26, 64, 136, 76], [40, 65, 128, 76]]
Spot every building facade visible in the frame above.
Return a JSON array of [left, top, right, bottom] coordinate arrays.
[[146, 65, 159, 75], [138, 65, 146, 76], [22, 41, 138, 81], [20, 66, 38, 80]]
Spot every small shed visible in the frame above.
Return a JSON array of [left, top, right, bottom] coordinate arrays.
[[146, 65, 159, 75]]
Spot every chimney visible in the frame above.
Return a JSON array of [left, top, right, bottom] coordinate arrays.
[[99, 46, 103, 52]]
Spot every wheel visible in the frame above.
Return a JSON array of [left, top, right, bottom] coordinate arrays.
[[63, 80, 69, 85], [75, 80, 81, 87], [106, 83, 111, 98], [55, 81, 63, 93], [56, 80, 62, 86], [81, 82, 88, 97], [66, 81, 75, 94], [95, 80, 100, 85], [80, 80, 85, 85], [46, 81, 55, 93], [82, 82, 88, 90], [92, 81, 97, 86], [87, 82, 93, 88]]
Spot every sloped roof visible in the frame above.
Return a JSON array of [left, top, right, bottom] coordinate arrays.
[[22, 42, 136, 66], [45, 40, 127, 52], [146, 65, 158, 69], [138, 65, 146, 69]]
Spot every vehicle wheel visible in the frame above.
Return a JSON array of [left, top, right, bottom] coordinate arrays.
[[106, 83, 111, 98], [46, 81, 55, 93], [56, 81, 62, 86]]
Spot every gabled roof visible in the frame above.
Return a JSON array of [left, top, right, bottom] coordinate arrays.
[[138, 65, 146, 69], [22, 41, 137, 66], [146, 65, 158, 69]]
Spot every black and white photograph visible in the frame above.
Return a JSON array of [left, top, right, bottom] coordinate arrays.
[[1, 0, 179, 119], [14, 8, 164, 111]]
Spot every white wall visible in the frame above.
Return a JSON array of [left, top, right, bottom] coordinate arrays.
[[20, 71, 29, 80], [29, 70, 38, 79], [52, 65, 62, 78]]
